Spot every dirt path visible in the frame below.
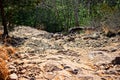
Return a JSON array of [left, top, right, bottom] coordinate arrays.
[[8, 26, 120, 80]]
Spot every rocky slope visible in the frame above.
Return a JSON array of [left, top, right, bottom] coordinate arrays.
[[7, 26, 120, 80]]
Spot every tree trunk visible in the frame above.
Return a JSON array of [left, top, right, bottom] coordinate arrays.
[[73, 0, 79, 26], [0, 0, 9, 38]]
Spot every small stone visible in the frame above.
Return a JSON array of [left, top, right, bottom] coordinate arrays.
[[64, 66, 71, 69], [109, 48, 117, 52], [21, 69, 26, 74], [9, 65, 16, 69], [19, 77, 27, 80], [92, 33, 100, 39], [44, 72, 56, 80], [22, 64, 28, 68], [29, 77, 36, 80], [111, 57, 120, 65], [9, 73, 18, 80], [71, 69, 79, 75]]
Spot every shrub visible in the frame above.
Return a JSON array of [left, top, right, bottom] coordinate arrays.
[[0, 46, 15, 80]]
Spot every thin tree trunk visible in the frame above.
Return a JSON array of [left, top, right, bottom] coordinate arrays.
[[0, 0, 9, 38], [73, 0, 79, 26]]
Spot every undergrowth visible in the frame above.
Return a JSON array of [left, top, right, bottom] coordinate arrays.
[[0, 46, 15, 80], [0, 32, 15, 80]]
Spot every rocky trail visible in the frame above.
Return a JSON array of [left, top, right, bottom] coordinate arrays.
[[6, 26, 120, 80]]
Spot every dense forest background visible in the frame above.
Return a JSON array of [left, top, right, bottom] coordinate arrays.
[[0, 0, 120, 33]]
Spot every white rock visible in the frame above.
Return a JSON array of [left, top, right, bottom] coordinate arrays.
[[9, 73, 18, 80], [9, 65, 16, 69]]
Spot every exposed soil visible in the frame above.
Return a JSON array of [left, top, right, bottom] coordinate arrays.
[[7, 26, 120, 80]]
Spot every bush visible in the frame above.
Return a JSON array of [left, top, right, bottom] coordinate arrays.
[[0, 46, 15, 80]]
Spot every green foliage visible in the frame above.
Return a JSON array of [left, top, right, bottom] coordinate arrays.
[[78, 4, 91, 26], [0, 0, 120, 33]]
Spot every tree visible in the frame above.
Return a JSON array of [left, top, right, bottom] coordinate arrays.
[[73, 0, 79, 26], [0, 0, 41, 39], [0, 0, 9, 38]]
